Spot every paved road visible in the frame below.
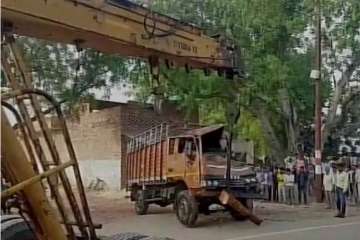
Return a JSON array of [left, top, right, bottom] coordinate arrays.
[[89, 193, 360, 240]]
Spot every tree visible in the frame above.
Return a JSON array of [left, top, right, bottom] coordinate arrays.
[[143, 0, 328, 161], [14, 37, 132, 112], [320, 0, 360, 152]]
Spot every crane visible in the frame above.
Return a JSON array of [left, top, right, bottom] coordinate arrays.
[[2, 0, 238, 75], [1, 1, 241, 239]]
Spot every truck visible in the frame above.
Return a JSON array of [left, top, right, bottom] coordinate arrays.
[[126, 123, 262, 227]]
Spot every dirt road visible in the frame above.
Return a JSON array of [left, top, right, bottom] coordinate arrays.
[[87, 191, 360, 240]]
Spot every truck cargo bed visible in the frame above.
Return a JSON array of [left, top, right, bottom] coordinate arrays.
[[126, 124, 168, 187]]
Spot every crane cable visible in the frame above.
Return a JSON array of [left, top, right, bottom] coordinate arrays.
[[73, 40, 84, 97], [143, 1, 176, 39]]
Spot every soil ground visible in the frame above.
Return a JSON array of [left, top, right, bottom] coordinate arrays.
[[86, 191, 360, 240]]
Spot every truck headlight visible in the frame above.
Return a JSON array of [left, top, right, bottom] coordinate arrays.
[[201, 180, 207, 187], [213, 180, 219, 187], [251, 178, 257, 182], [245, 179, 251, 183], [207, 180, 212, 186]]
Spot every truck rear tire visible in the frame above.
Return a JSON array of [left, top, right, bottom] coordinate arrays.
[[134, 190, 148, 215], [229, 198, 253, 221], [175, 190, 198, 227]]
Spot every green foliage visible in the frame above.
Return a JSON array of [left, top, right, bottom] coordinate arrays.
[[237, 111, 269, 156], [16, 37, 131, 110], [145, 0, 321, 157]]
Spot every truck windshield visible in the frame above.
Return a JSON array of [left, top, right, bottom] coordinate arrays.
[[201, 129, 226, 153]]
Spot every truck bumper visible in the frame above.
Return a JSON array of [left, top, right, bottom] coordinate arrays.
[[230, 189, 264, 199], [197, 186, 264, 200]]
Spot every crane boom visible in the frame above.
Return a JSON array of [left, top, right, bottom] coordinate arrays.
[[2, 0, 236, 72]]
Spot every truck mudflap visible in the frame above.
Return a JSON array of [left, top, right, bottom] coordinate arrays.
[[218, 190, 263, 225]]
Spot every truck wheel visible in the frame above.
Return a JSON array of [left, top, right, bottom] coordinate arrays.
[[175, 191, 198, 227], [229, 198, 253, 221], [134, 190, 148, 215]]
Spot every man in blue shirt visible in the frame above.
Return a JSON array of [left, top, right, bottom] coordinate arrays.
[[297, 166, 308, 205]]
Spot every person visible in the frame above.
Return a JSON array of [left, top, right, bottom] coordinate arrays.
[[267, 168, 274, 201], [292, 166, 298, 202], [273, 168, 279, 202], [348, 166, 356, 203], [277, 168, 286, 203], [355, 164, 360, 204], [256, 167, 264, 195], [335, 162, 349, 218], [307, 164, 315, 196], [331, 162, 337, 205], [285, 168, 296, 205], [261, 168, 269, 199], [323, 165, 335, 209], [297, 166, 308, 205]]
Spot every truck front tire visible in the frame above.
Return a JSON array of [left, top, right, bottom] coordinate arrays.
[[175, 190, 198, 227], [134, 190, 149, 215]]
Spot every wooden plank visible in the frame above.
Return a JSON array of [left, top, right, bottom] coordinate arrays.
[[2, 161, 74, 199], [219, 190, 263, 226], [2, 112, 68, 240]]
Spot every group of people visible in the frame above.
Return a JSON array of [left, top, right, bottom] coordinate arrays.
[[257, 162, 360, 218], [257, 166, 310, 206], [323, 162, 360, 218]]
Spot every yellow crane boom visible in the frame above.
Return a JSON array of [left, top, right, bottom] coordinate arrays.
[[2, 0, 236, 73]]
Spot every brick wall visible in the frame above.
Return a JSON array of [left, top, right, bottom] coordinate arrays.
[[67, 106, 122, 162], [119, 101, 198, 136]]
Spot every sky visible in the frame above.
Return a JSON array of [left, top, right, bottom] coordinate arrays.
[[91, 83, 135, 103]]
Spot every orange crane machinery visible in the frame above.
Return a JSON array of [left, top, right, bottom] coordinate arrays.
[[1, 0, 244, 239]]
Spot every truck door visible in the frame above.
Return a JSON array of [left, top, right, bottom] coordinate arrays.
[[183, 137, 200, 188], [166, 137, 200, 188]]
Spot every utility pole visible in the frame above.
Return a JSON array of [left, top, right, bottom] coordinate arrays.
[[312, 0, 323, 203]]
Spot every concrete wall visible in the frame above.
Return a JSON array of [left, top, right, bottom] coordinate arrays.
[[41, 107, 122, 191], [65, 160, 121, 191]]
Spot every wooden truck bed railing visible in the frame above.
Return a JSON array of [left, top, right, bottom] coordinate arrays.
[[126, 123, 169, 187]]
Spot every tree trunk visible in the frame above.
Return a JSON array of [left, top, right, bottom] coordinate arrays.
[[252, 102, 287, 162], [278, 88, 298, 154], [321, 63, 357, 149]]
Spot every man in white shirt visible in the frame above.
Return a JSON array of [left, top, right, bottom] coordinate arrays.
[[335, 162, 349, 218], [262, 169, 269, 200], [323, 165, 334, 209], [284, 168, 295, 205]]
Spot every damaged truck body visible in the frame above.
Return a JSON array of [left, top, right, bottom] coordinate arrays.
[[126, 123, 262, 227]]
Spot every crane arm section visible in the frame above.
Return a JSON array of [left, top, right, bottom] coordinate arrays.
[[2, 0, 235, 72]]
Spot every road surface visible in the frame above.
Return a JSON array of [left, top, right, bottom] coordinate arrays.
[[88, 192, 360, 240]]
